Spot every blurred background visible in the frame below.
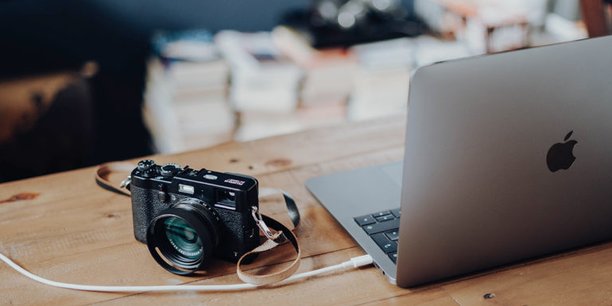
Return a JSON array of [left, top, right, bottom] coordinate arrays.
[[0, 0, 609, 182]]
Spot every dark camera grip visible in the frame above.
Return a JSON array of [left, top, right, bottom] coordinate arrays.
[[130, 185, 164, 243]]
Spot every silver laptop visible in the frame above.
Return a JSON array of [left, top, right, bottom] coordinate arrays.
[[306, 36, 612, 287]]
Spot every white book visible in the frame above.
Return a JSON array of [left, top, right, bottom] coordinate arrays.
[[216, 30, 303, 113]]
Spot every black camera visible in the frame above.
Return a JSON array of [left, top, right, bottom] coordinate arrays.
[[129, 159, 260, 275]]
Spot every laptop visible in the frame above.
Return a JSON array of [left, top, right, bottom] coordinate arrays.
[[305, 36, 612, 288]]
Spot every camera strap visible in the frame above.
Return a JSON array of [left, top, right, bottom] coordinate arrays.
[[95, 162, 302, 286], [237, 204, 301, 285], [95, 162, 134, 197]]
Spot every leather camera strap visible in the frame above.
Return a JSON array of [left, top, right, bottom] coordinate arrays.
[[236, 214, 301, 285], [94, 162, 301, 286], [95, 162, 135, 197]]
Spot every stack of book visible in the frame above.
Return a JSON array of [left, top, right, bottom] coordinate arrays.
[[215, 30, 303, 113], [143, 30, 233, 153], [348, 38, 414, 120], [272, 26, 357, 108], [143, 27, 483, 153], [217, 29, 350, 141]]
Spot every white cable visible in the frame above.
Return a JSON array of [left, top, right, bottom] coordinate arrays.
[[0, 252, 373, 293]]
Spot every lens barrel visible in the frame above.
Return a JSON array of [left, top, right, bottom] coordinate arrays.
[[146, 200, 221, 275]]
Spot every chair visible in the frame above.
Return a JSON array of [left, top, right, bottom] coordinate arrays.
[[581, 0, 612, 37], [0, 73, 94, 182]]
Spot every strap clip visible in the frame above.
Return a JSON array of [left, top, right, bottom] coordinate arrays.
[[120, 176, 131, 189], [251, 206, 287, 244]]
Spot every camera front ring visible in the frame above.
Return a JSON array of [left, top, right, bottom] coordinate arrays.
[[147, 207, 216, 275]]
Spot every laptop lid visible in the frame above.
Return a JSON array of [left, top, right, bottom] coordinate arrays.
[[397, 36, 612, 287]]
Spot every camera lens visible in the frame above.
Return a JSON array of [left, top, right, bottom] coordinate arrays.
[[146, 199, 221, 275], [163, 217, 203, 262]]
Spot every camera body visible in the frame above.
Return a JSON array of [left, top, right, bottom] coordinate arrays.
[[129, 160, 260, 263]]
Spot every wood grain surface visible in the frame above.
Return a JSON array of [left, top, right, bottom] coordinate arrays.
[[1, 114, 612, 305]]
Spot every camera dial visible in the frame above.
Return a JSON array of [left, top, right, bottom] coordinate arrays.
[[137, 160, 158, 178], [146, 198, 222, 275], [160, 163, 181, 177], [137, 159, 155, 171]]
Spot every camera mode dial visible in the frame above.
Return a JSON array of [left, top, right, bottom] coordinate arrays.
[[137, 160, 157, 177], [160, 163, 181, 177], [137, 159, 155, 171]]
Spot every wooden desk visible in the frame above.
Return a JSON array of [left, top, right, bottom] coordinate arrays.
[[2, 115, 612, 305]]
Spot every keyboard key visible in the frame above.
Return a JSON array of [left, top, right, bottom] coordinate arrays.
[[388, 252, 397, 263], [372, 210, 391, 218], [391, 208, 401, 218], [354, 215, 376, 226], [385, 230, 399, 241], [363, 218, 400, 235], [375, 214, 395, 222], [371, 233, 397, 253]]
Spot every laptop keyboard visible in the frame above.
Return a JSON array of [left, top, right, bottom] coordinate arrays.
[[354, 208, 400, 264]]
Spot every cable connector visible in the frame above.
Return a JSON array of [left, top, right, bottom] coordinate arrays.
[[338, 254, 374, 270], [349, 255, 374, 268]]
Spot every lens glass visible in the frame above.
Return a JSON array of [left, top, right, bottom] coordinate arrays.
[[163, 217, 203, 261], [147, 200, 220, 275]]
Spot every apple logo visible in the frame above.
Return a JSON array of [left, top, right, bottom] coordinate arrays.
[[546, 131, 578, 172]]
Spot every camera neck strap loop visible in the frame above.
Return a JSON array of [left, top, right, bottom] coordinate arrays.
[[95, 162, 134, 197], [258, 187, 301, 229], [252, 206, 282, 242], [94, 162, 303, 287], [237, 211, 301, 286]]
